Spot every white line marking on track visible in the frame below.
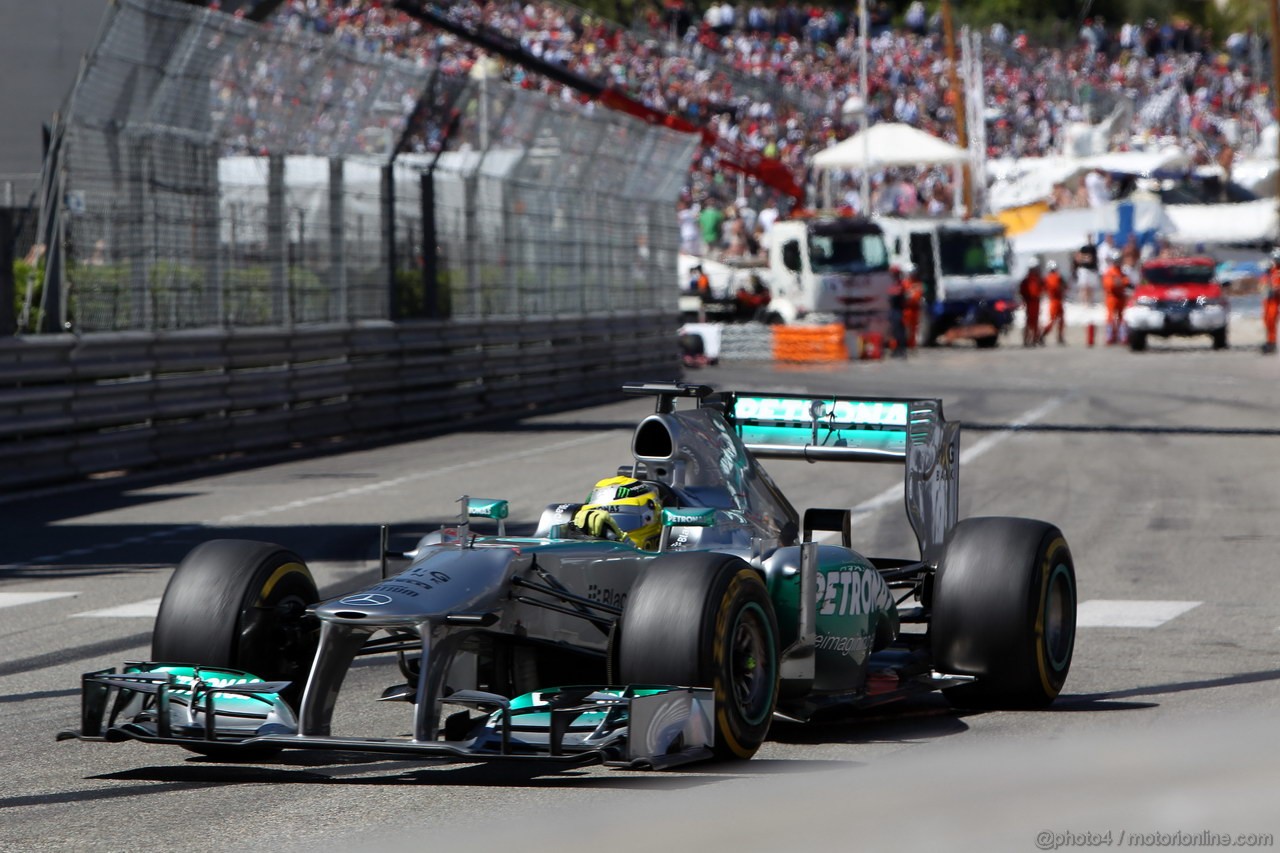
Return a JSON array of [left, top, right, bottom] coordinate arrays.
[[0, 591, 79, 609], [1076, 599, 1202, 628], [815, 396, 1069, 542], [72, 597, 162, 619]]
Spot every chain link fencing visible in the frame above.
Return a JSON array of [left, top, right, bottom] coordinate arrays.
[[429, 79, 693, 320], [30, 0, 694, 333]]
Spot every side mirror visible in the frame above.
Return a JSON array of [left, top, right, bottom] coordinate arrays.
[[658, 507, 716, 552], [466, 498, 509, 536]]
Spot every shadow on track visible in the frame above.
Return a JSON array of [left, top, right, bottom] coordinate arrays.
[[964, 422, 1280, 436], [1052, 667, 1280, 708], [767, 694, 969, 746], [2, 522, 401, 576]]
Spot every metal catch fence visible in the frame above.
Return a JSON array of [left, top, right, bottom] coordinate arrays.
[[31, 0, 695, 333]]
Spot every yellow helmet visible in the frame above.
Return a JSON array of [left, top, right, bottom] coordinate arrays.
[[574, 476, 663, 550]]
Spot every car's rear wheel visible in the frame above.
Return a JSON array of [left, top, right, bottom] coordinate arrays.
[[975, 333, 999, 349], [618, 552, 779, 760], [1128, 330, 1147, 351], [153, 540, 320, 756], [931, 517, 1076, 708], [1212, 328, 1228, 350]]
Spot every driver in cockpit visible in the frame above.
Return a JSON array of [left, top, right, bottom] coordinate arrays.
[[572, 476, 663, 551]]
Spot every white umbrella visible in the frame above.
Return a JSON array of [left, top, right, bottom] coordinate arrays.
[[810, 123, 968, 171]]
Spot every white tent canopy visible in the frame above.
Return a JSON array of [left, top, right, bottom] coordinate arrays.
[[811, 123, 968, 171]]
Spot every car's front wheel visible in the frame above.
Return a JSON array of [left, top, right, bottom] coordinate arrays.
[[617, 552, 779, 760], [153, 540, 319, 709], [1212, 327, 1228, 350]]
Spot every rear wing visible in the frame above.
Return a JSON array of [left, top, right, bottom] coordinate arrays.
[[713, 391, 959, 561]]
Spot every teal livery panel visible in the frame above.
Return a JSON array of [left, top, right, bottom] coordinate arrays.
[[765, 544, 898, 693]]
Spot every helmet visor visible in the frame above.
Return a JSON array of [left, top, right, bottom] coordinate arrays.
[[587, 482, 650, 505], [601, 506, 655, 532]]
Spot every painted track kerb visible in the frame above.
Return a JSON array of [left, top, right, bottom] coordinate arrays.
[[16, 432, 618, 568]]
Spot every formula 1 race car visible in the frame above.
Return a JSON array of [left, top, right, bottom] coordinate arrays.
[[60, 382, 1077, 768]]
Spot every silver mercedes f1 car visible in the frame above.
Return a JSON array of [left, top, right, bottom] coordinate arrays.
[[61, 382, 1077, 768]]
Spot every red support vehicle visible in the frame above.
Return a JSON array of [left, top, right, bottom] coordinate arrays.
[[1122, 256, 1229, 352]]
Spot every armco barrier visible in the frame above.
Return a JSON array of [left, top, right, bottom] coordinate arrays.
[[0, 314, 681, 491]]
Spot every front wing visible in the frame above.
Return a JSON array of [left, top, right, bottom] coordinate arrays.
[[57, 664, 716, 770]]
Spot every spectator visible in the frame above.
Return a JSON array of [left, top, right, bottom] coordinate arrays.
[[698, 199, 724, 254], [267, 1, 1273, 238], [1073, 233, 1100, 306], [905, 2, 926, 37], [1020, 258, 1045, 346], [1098, 233, 1122, 270], [678, 200, 701, 255], [1084, 169, 1111, 208]]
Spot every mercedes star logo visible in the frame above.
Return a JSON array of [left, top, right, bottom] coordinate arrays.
[[339, 593, 393, 606]]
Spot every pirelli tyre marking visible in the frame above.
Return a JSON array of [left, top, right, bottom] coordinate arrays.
[[1035, 537, 1076, 698], [713, 570, 778, 759]]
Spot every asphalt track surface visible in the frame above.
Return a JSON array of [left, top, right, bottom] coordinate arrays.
[[3, 319, 1280, 851]]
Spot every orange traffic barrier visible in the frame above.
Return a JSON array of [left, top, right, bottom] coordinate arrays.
[[771, 324, 849, 362]]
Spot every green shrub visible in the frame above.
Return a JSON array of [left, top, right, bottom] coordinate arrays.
[[12, 256, 46, 333], [68, 262, 130, 332], [224, 266, 274, 325], [394, 267, 452, 319]]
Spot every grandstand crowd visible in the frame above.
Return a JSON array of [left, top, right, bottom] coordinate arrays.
[[269, 0, 1271, 234]]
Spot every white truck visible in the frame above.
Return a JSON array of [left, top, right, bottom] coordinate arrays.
[[874, 217, 1017, 347], [765, 216, 894, 330], [678, 216, 895, 335]]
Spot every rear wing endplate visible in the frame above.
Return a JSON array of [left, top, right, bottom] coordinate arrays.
[[713, 391, 960, 561]]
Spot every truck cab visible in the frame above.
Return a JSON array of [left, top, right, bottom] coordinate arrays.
[[767, 217, 893, 333], [877, 217, 1017, 347]]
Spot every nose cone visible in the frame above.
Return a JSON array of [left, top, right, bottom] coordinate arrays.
[[313, 545, 521, 626], [316, 588, 425, 625]]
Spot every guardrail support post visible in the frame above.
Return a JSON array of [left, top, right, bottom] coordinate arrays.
[[382, 163, 396, 320], [329, 158, 347, 322], [267, 154, 289, 327], [421, 170, 440, 319], [0, 209, 14, 333]]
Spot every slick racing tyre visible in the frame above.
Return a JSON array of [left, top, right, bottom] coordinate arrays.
[[618, 552, 779, 760], [931, 518, 1076, 709], [153, 539, 319, 710]]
